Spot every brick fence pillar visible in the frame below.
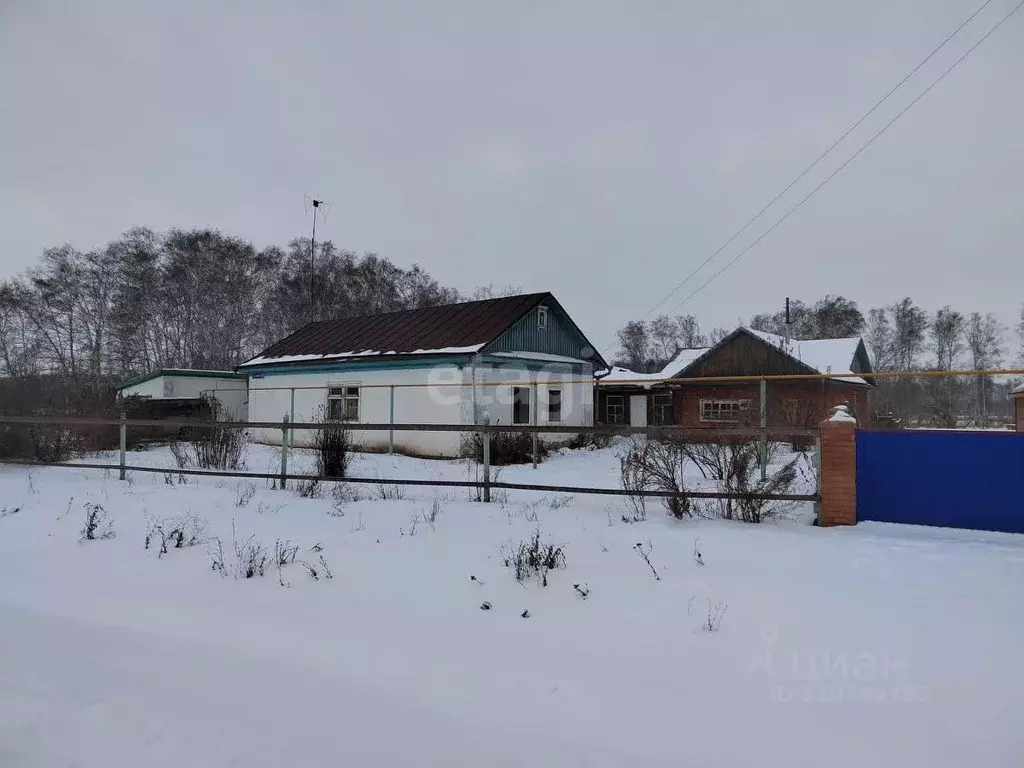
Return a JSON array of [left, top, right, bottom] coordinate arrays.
[[818, 406, 857, 526]]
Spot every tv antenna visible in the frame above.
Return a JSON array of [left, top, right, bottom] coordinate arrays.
[[304, 195, 332, 323]]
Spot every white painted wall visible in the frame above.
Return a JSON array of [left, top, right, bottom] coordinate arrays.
[[462, 363, 594, 446], [246, 360, 596, 458], [248, 365, 467, 457], [119, 377, 164, 400]]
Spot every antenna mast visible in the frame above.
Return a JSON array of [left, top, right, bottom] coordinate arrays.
[[309, 199, 321, 324]]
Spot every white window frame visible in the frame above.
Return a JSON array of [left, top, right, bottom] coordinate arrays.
[[699, 398, 750, 424], [547, 388, 562, 423], [605, 394, 625, 424], [537, 305, 548, 331], [327, 385, 360, 422], [512, 386, 531, 425]]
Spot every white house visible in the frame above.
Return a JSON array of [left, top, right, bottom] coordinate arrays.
[[238, 293, 607, 457], [116, 369, 249, 420]]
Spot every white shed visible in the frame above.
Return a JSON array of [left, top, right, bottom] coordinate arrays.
[[116, 369, 249, 420]]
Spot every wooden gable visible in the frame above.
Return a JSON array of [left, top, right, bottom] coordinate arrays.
[[685, 331, 820, 378]]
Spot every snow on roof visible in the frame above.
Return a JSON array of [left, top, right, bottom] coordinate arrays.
[[1013, 382, 1024, 395], [597, 327, 867, 386], [596, 347, 711, 387], [240, 345, 484, 368], [744, 328, 866, 384]]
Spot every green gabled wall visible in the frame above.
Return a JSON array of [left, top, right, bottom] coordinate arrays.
[[486, 301, 597, 362]]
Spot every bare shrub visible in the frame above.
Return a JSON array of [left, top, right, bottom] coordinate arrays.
[[171, 402, 246, 471], [618, 436, 691, 520], [703, 600, 728, 632], [501, 529, 566, 585], [376, 478, 407, 500], [314, 406, 350, 478], [295, 476, 322, 499], [80, 502, 115, 541], [633, 540, 660, 581], [0, 506, 20, 519], [683, 440, 798, 523], [461, 430, 550, 466], [422, 495, 445, 530], [565, 431, 613, 451], [145, 512, 209, 556], [234, 482, 256, 508]]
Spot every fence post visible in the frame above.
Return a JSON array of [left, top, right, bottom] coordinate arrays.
[[118, 410, 127, 481], [813, 431, 822, 520], [482, 414, 491, 503], [289, 388, 296, 452], [759, 377, 768, 481], [531, 382, 539, 469], [388, 384, 395, 456], [280, 413, 289, 489]]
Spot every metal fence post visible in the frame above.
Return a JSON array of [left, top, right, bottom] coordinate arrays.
[[531, 382, 539, 469], [482, 414, 491, 503], [759, 377, 768, 481], [388, 384, 395, 455], [280, 413, 289, 489], [118, 410, 127, 481]]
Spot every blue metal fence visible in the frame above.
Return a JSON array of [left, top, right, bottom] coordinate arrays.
[[856, 429, 1024, 533]]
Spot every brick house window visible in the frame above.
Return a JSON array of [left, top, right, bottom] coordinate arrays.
[[548, 388, 562, 423], [700, 399, 750, 423], [651, 392, 674, 425], [328, 386, 360, 421], [512, 386, 531, 425], [605, 394, 625, 424]]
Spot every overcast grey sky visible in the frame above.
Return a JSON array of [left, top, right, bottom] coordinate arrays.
[[1, 0, 1021, 354]]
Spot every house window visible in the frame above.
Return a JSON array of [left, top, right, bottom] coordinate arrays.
[[328, 386, 360, 422], [605, 394, 625, 424], [700, 399, 750, 423], [537, 306, 548, 331], [548, 389, 562, 423], [651, 392, 674, 425], [512, 386, 531, 425]]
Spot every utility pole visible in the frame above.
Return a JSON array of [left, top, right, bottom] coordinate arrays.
[[310, 199, 321, 324]]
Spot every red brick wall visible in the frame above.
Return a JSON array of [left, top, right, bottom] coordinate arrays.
[[818, 418, 857, 526], [671, 381, 869, 429]]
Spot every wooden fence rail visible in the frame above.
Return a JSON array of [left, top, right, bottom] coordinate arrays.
[[0, 415, 820, 503]]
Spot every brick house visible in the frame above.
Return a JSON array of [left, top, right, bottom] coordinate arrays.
[[1013, 384, 1024, 432], [596, 327, 874, 432]]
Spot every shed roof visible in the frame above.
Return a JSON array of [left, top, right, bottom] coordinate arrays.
[[240, 292, 605, 369], [116, 369, 247, 391], [1013, 382, 1024, 395]]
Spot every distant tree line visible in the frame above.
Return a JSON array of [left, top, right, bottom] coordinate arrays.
[[0, 227, 472, 381], [614, 295, 1024, 426]]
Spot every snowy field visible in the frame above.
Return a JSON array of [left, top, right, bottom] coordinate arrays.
[[1, 443, 1023, 766]]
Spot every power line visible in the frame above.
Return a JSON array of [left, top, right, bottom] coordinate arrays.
[[663, 0, 1023, 317], [638, 0, 996, 323]]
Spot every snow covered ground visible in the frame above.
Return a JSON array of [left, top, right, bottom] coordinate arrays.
[[1, 443, 1022, 766]]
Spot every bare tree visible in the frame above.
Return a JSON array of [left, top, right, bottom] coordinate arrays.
[[615, 320, 651, 371], [931, 306, 966, 371], [965, 312, 1004, 422]]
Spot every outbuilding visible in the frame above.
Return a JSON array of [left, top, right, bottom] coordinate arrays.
[[116, 369, 249, 420]]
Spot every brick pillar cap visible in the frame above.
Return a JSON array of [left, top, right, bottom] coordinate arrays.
[[820, 405, 857, 430]]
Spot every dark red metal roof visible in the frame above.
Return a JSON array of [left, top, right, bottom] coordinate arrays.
[[242, 293, 551, 367]]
